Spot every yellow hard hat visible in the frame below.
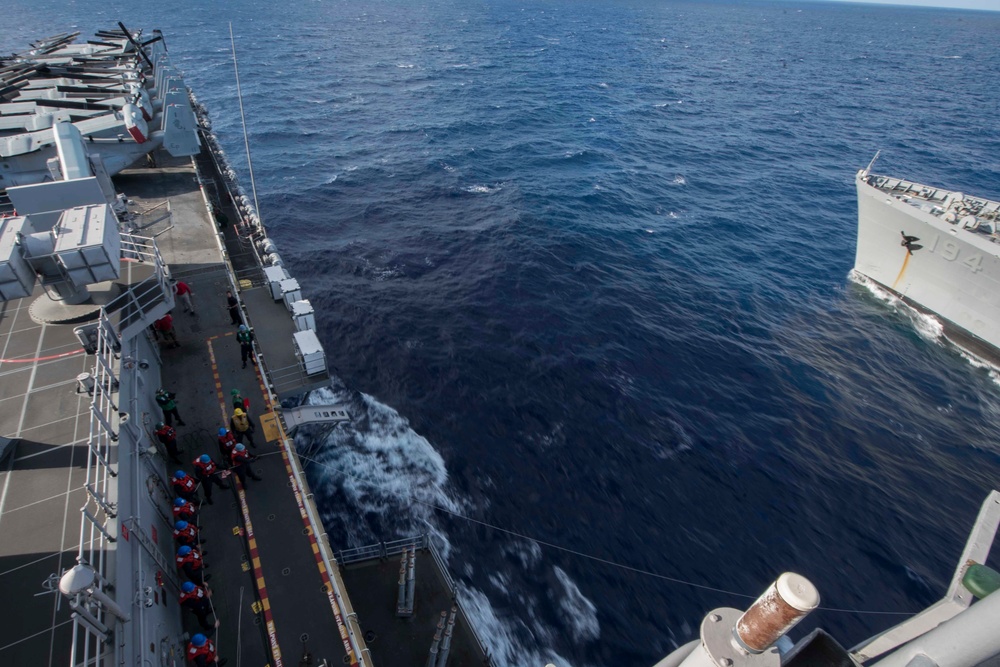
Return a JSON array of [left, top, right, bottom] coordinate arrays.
[[234, 408, 244, 416]]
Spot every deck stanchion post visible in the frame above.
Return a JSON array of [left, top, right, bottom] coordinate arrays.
[[395, 553, 408, 617], [405, 548, 416, 613], [426, 612, 446, 667], [436, 605, 457, 667]]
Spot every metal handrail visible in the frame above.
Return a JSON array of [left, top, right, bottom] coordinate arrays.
[[336, 535, 429, 565], [69, 309, 121, 666]]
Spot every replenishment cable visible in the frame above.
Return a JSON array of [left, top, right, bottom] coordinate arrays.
[[294, 452, 914, 617]]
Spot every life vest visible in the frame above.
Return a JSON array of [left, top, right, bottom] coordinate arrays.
[[187, 639, 217, 663], [237, 329, 252, 345], [173, 502, 196, 521], [173, 524, 198, 545], [179, 586, 207, 607], [172, 475, 197, 495], [176, 549, 204, 571], [232, 413, 250, 433], [156, 426, 176, 442], [231, 449, 251, 467], [193, 458, 217, 477], [156, 393, 177, 410]]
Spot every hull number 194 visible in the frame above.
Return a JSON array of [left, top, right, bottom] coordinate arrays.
[[928, 234, 984, 273]]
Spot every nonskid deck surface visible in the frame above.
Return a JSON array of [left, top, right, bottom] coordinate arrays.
[[0, 146, 349, 666], [116, 149, 351, 666]]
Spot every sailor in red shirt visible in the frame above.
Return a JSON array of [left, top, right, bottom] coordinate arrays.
[[176, 545, 209, 583], [155, 422, 182, 464], [179, 581, 217, 631], [172, 470, 200, 501], [186, 633, 225, 666], [153, 314, 180, 348], [192, 454, 229, 505], [217, 428, 237, 466], [229, 444, 262, 487], [173, 520, 203, 547], [172, 279, 195, 314], [173, 497, 197, 523]]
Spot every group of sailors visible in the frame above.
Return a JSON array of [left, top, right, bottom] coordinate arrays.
[[162, 387, 267, 665]]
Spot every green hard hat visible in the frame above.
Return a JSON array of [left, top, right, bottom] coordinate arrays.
[[231, 389, 240, 395]]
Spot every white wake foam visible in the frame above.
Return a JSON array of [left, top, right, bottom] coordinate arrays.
[[301, 386, 457, 543], [848, 270, 944, 343], [552, 567, 601, 642]]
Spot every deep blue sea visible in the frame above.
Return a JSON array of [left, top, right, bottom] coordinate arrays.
[[5, 1, 1000, 665]]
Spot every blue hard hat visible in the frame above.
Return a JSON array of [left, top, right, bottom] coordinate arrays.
[[238, 324, 247, 332], [191, 633, 207, 647], [200, 454, 211, 464], [174, 497, 187, 507], [178, 545, 192, 556], [181, 581, 195, 593], [235, 443, 245, 452], [218, 427, 227, 436], [174, 470, 186, 479], [174, 520, 188, 530]]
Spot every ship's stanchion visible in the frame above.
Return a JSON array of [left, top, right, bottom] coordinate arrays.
[[436, 604, 457, 667], [426, 611, 446, 667], [395, 551, 409, 617], [395, 547, 417, 616], [405, 548, 417, 612], [652, 572, 819, 667]]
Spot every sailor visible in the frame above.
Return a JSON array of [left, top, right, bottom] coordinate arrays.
[[156, 388, 186, 426], [155, 422, 182, 464], [212, 204, 229, 231], [176, 545, 210, 583], [179, 582, 217, 632], [173, 497, 198, 523], [230, 388, 249, 413], [229, 444, 261, 487], [172, 279, 195, 314], [172, 470, 200, 502], [186, 633, 226, 666], [226, 290, 241, 326], [154, 314, 180, 348], [217, 428, 237, 465], [236, 324, 255, 369], [229, 408, 256, 448], [193, 454, 229, 504], [173, 520, 203, 548]]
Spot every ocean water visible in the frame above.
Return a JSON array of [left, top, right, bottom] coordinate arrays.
[[5, 1, 1000, 665]]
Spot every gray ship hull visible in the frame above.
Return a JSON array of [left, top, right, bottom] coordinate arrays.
[[854, 170, 1000, 360]]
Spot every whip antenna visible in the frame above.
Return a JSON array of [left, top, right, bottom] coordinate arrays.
[[229, 23, 262, 226]]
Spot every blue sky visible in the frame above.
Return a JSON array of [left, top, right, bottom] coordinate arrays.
[[827, 0, 1000, 10]]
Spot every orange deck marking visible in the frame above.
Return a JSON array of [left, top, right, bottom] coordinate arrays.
[[208, 332, 283, 667]]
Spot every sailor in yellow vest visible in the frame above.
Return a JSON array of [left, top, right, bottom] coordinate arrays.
[[229, 407, 256, 448]]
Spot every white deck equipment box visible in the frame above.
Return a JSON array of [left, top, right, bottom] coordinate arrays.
[[293, 329, 326, 376], [280, 278, 302, 310], [291, 299, 315, 332], [264, 265, 289, 301]]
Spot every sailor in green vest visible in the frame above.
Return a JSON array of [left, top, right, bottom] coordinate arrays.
[[237, 325, 256, 369], [156, 388, 186, 426]]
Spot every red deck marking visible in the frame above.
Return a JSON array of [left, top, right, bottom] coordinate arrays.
[[252, 365, 360, 666], [0, 348, 84, 363], [209, 333, 283, 667]]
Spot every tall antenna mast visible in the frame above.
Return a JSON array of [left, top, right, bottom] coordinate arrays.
[[229, 22, 262, 225]]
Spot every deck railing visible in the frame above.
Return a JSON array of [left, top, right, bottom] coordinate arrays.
[[67, 309, 121, 666]]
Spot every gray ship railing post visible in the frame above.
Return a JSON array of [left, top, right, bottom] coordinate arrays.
[[405, 547, 417, 612], [436, 604, 457, 667], [426, 611, 446, 667]]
